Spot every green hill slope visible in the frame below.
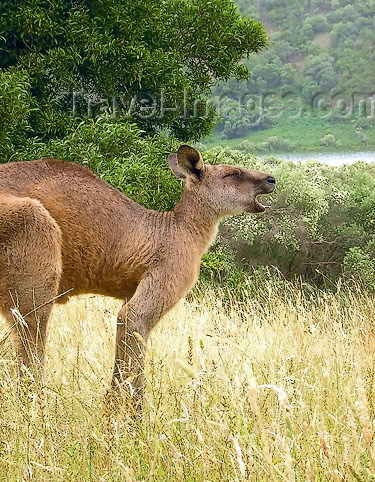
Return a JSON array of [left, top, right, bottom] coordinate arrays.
[[208, 0, 375, 149]]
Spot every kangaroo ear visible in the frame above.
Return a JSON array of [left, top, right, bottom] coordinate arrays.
[[168, 145, 204, 180], [177, 145, 204, 179], [168, 153, 186, 179]]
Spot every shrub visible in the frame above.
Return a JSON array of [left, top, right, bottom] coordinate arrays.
[[309, 14, 330, 34], [219, 109, 273, 139], [343, 247, 375, 289], [319, 134, 342, 147], [9, 137, 375, 291], [18, 119, 181, 211], [203, 148, 375, 289], [238, 137, 295, 153], [354, 118, 374, 130], [0, 68, 34, 160]]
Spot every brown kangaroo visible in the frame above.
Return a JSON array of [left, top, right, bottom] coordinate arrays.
[[0, 145, 275, 399]]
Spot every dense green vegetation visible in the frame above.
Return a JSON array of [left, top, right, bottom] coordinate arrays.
[[237, 0, 375, 95], [0, 0, 266, 153], [210, 0, 375, 148], [201, 149, 375, 291]]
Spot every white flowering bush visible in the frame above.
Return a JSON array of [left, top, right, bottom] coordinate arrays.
[[319, 134, 342, 147], [202, 148, 375, 288]]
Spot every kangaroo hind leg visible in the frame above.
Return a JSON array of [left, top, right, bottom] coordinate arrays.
[[0, 195, 62, 381]]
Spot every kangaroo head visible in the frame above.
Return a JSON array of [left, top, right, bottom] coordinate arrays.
[[168, 145, 276, 215]]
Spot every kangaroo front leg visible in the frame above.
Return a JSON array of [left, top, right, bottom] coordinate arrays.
[[112, 279, 159, 400], [111, 274, 179, 406]]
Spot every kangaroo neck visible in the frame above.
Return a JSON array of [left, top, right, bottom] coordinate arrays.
[[171, 187, 220, 251]]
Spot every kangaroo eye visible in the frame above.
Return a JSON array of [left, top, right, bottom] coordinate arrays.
[[223, 169, 241, 178]]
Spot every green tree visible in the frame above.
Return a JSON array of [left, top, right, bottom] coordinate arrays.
[[303, 53, 337, 92], [0, 68, 33, 160], [212, 0, 375, 141], [308, 14, 330, 34], [0, 0, 267, 146]]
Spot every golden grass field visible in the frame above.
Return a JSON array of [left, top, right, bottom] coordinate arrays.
[[0, 284, 375, 481]]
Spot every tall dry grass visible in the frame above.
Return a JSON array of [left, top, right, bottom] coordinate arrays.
[[0, 284, 375, 480]]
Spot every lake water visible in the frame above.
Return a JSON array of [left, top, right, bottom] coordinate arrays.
[[273, 151, 375, 166]]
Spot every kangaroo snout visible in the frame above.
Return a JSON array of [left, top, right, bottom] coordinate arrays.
[[264, 175, 276, 194], [260, 174, 276, 194], [249, 172, 276, 213]]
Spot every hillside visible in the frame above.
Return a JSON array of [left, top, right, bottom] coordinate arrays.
[[209, 0, 375, 148], [238, 0, 375, 94]]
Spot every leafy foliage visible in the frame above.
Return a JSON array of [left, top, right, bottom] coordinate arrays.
[[19, 119, 182, 211], [238, 0, 375, 94], [0, 68, 33, 160], [238, 136, 295, 153], [211, 0, 375, 140], [201, 148, 375, 289], [0, 0, 267, 143]]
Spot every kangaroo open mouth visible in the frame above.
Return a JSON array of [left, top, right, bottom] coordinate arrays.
[[254, 195, 271, 212]]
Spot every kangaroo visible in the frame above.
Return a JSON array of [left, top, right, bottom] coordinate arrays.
[[0, 145, 275, 400]]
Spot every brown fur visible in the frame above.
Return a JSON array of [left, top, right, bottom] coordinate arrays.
[[0, 145, 275, 398]]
